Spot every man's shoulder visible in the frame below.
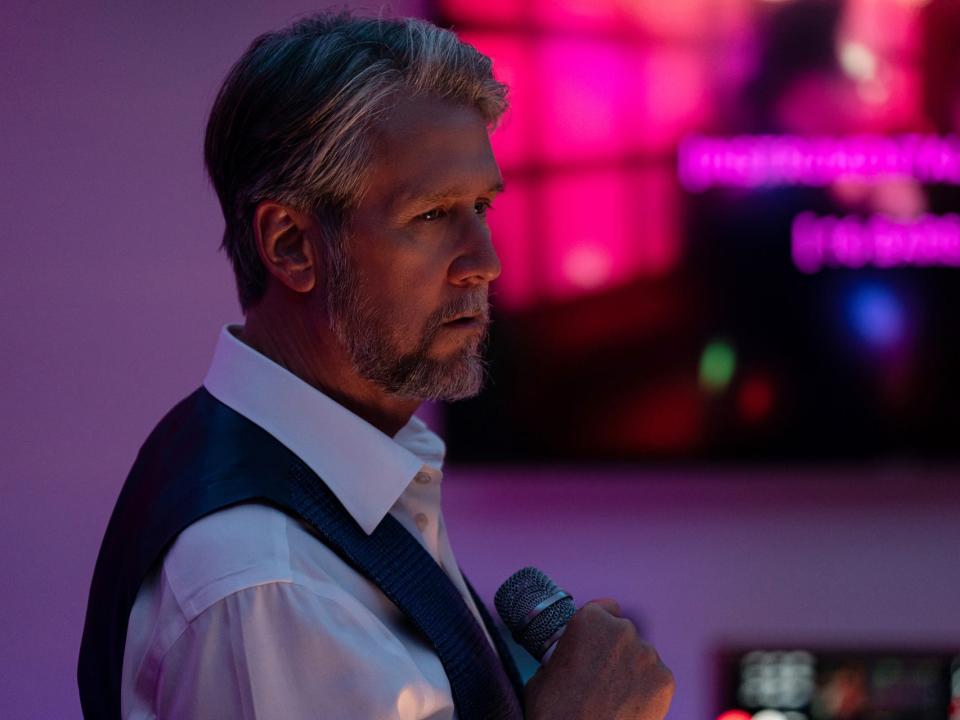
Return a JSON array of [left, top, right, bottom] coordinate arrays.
[[158, 500, 407, 630], [162, 502, 295, 620]]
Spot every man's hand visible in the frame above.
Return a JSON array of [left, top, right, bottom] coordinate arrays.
[[523, 599, 675, 720]]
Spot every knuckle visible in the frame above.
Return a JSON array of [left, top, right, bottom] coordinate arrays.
[[659, 665, 676, 693], [650, 662, 676, 700], [569, 604, 593, 627], [630, 641, 665, 673], [614, 617, 638, 644], [576, 601, 611, 626], [564, 605, 594, 637]]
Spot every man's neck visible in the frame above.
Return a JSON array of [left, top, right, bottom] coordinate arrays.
[[238, 301, 420, 438]]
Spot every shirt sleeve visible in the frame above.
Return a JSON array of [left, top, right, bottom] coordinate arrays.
[[154, 581, 453, 720]]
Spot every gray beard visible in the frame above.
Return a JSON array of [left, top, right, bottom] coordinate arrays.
[[325, 251, 490, 401]]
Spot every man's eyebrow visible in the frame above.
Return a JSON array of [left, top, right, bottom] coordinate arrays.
[[400, 180, 505, 205]]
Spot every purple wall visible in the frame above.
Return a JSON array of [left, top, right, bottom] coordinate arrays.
[[0, 3, 425, 718], [1, 2, 956, 719], [445, 468, 960, 720]]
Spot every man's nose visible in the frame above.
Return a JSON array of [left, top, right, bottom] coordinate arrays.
[[449, 217, 502, 287]]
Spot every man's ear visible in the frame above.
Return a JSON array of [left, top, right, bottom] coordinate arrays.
[[252, 200, 318, 294]]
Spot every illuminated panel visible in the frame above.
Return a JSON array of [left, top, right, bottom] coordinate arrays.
[[617, 0, 715, 39], [534, 44, 710, 160], [539, 167, 680, 302], [837, 0, 926, 132], [629, 167, 682, 275], [791, 212, 960, 273], [679, 134, 960, 191], [721, 648, 956, 719], [445, 0, 695, 310], [738, 651, 816, 711], [542, 169, 629, 299], [438, 0, 525, 25], [457, 33, 533, 170], [531, 0, 620, 34], [533, 0, 722, 38], [631, 49, 711, 152], [843, 0, 924, 55], [536, 39, 636, 162], [487, 180, 535, 310], [451, 0, 727, 38]]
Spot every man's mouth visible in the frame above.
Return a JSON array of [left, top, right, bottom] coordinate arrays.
[[442, 312, 485, 329]]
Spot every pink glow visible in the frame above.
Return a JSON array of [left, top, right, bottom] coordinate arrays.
[[791, 212, 960, 273], [618, 0, 713, 39], [487, 181, 536, 310], [537, 39, 635, 162], [532, 0, 619, 33], [631, 167, 682, 275], [842, 0, 923, 56], [563, 244, 614, 290], [632, 49, 711, 152], [528, 0, 716, 36], [439, 0, 524, 24], [537, 42, 711, 159], [539, 168, 680, 302], [491, 168, 681, 310], [679, 134, 960, 191], [457, 33, 532, 169], [543, 170, 628, 300]]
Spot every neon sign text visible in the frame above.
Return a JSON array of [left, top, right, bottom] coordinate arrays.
[[791, 212, 960, 273], [679, 134, 960, 191]]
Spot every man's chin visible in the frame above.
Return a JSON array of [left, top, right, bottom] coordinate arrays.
[[381, 355, 486, 402]]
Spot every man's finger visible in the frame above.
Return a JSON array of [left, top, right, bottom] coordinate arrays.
[[584, 598, 622, 617]]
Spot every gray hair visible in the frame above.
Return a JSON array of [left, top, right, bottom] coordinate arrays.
[[204, 12, 509, 310]]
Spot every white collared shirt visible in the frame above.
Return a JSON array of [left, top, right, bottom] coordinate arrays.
[[120, 325, 495, 719]]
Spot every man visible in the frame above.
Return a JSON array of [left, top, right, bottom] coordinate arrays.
[[79, 12, 674, 719]]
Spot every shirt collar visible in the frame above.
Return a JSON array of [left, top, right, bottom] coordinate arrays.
[[202, 324, 446, 535]]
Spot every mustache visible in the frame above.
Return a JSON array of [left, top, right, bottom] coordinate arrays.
[[427, 292, 491, 331]]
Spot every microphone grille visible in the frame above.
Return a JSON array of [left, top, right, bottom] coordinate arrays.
[[494, 567, 575, 660]]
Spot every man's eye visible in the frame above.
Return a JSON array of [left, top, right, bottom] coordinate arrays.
[[475, 200, 494, 216], [419, 208, 446, 221]]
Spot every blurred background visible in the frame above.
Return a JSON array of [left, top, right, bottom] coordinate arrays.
[[1, 1, 957, 718], [440, 0, 960, 463]]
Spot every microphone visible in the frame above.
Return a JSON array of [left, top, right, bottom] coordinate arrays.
[[494, 567, 576, 663]]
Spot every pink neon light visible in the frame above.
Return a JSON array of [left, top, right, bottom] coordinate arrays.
[[791, 213, 960, 273], [530, 0, 713, 37], [487, 181, 535, 310], [543, 170, 627, 299], [537, 39, 634, 162], [679, 134, 960, 191], [540, 168, 680, 302], [439, 0, 523, 24], [458, 33, 532, 170], [633, 49, 711, 152], [715, 711, 751, 720]]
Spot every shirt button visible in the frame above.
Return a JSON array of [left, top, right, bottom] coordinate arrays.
[[415, 513, 429, 531], [414, 472, 431, 485]]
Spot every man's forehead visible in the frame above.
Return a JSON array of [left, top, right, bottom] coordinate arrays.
[[377, 93, 488, 141], [365, 96, 503, 207], [392, 178, 505, 207]]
